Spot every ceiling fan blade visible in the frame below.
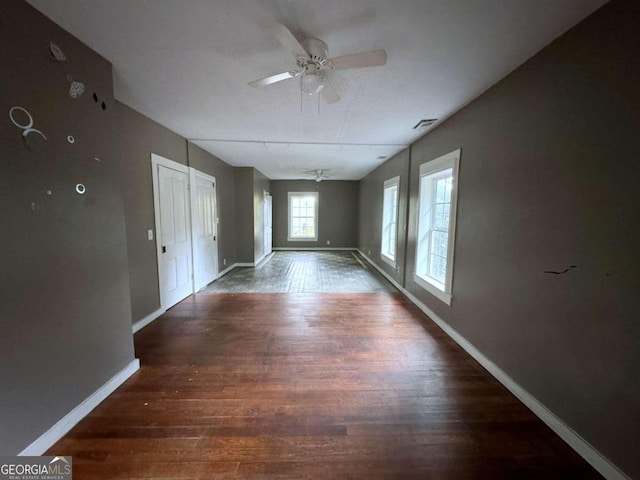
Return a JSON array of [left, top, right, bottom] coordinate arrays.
[[248, 70, 300, 87], [320, 79, 340, 104], [330, 49, 387, 70], [270, 23, 309, 59]]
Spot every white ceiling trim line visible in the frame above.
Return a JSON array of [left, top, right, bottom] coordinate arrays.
[[188, 139, 409, 147], [193, 139, 407, 180]]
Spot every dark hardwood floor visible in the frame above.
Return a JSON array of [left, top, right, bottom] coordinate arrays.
[[48, 293, 602, 479]]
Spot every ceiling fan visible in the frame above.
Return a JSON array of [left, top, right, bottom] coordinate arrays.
[[303, 169, 333, 182], [248, 24, 387, 104]]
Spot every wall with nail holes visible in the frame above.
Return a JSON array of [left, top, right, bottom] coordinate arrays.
[[0, 0, 136, 454], [359, 1, 640, 477]]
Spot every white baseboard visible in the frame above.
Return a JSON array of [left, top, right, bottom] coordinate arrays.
[[356, 250, 403, 290], [213, 262, 255, 281], [19, 359, 140, 456], [256, 252, 274, 269], [356, 250, 628, 480], [132, 308, 165, 334], [213, 262, 255, 278], [216, 263, 237, 278], [272, 247, 357, 251], [350, 251, 369, 270]]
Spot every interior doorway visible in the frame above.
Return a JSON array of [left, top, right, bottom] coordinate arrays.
[[151, 154, 193, 310], [190, 168, 218, 291]]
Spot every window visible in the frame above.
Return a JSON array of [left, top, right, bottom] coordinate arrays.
[[381, 176, 400, 267], [415, 149, 460, 305], [288, 192, 318, 241]]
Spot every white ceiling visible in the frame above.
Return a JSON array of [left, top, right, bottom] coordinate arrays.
[[28, 0, 607, 180]]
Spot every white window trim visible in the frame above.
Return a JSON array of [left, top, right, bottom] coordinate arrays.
[[414, 149, 461, 306], [287, 191, 318, 241], [380, 176, 400, 268]]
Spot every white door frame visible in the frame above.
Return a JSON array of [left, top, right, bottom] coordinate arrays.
[[151, 153, 193, 311], [189, 167, 219, 291]]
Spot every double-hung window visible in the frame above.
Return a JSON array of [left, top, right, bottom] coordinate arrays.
[[288, 192, 318, 241], [381, 176, 400, 267], [415, 149, 460, 305]]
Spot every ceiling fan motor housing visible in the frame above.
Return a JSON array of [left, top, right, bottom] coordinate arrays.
[[298, 38, 329, 67]]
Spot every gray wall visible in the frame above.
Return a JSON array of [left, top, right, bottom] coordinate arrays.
[[359, 1, 640, 477], [271, 180, 359, 249], [187, 142, 237, 271], [358, 149, 410, 285], [115, 110, 240, 321], [0, 0, 245, 454], [232, 167, 271, 265], [114, 102, 187, 322], [0, 0, 135, 454], [234, 167, 255, 263]]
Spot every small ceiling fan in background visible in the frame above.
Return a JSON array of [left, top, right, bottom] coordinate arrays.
[[302, 169, 334, 182], [248, 24, 387, 104]]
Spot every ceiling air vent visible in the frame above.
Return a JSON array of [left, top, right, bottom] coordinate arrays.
[[413, 118, 438, 130]]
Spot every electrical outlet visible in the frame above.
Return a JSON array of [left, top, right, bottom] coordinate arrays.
[[368, 249, 371, 256], [223, 259, 227, 266], [147, 229, 153, 241], [326, 240, 331, 245]]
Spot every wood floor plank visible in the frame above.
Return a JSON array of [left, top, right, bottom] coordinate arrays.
[[46, 292, 602, 478]]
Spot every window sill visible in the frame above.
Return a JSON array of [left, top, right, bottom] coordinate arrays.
[[287, 237, 318, 242], [380, 253, 397, 269], [414, 274, 452, 306]]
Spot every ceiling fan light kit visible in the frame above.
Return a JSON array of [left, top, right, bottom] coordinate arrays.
[[301, 74, 325, 95], [248, 24, 387, 105], [300, 65, 325, 95]]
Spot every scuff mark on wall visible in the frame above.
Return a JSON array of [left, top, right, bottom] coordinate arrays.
[[544, 265, 579, 275]]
